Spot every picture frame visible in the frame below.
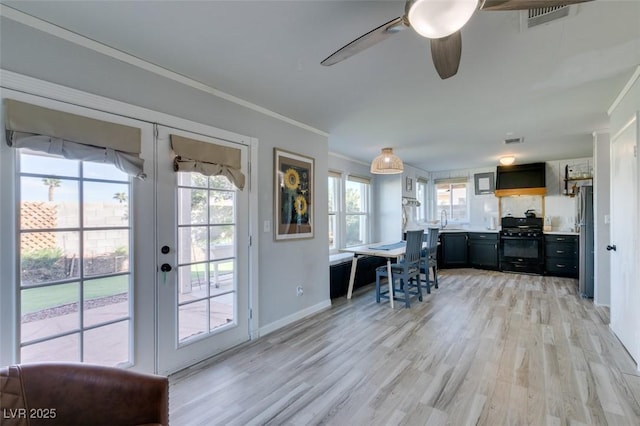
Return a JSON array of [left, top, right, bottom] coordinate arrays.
[[474, 172, 495, 195], [274, 148, 314, 240], [406, 177, 413, 192]]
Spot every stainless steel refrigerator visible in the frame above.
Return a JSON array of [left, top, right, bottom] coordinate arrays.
[[578, 185, 594, 298]]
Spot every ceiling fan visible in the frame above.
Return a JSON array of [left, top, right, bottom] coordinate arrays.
[[321, 0, 592, 79]]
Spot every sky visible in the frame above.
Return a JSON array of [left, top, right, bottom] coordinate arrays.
[[20, 152, 129, 203]]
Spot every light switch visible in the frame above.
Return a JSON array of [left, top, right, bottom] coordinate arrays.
[[264, 220, 271, 233], [604, 214, 610, 224]]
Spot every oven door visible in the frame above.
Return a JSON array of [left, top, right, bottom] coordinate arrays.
[[501, 236, 541, 260], [499, 235, 544, 274]]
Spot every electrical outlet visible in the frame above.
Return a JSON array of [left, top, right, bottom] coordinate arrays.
[[296, 286, 304, 296], [264, 220, 271, 233]]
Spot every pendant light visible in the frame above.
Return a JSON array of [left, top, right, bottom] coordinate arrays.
[[370, 148, 404, 174]]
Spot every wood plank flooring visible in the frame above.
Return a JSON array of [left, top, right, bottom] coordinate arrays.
[[169, 269, 640, 425]]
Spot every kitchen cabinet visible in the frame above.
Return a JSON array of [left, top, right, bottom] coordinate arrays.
[[544, 234, 578, 278], [439, 232, 469, 268], [468, 232, 499, 270]]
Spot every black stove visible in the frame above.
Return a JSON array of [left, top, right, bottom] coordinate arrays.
[[499, 217, 544, 275], [500, 217, 543, 237]]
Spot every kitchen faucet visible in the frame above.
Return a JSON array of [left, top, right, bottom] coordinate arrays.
[[440, 209, 448, 229]]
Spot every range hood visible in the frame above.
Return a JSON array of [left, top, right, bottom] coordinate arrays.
[[495, 162, 546, 197]]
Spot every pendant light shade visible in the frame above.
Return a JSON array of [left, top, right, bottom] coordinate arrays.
[[370, 148, 404, 174], [408, 0, 478, 39]]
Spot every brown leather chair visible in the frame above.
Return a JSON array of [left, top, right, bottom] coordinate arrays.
[[0, 362, 168, 426]]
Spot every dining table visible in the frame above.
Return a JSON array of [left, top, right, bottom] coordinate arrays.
[[339, 241, 409, 308]]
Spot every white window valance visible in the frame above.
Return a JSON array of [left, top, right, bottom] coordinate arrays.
[[170, 134, 245, 190], [4, 99, 144, 178], [434, 177, 468, 185]]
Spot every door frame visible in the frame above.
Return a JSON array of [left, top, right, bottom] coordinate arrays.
[[0, 70, 260, 373]]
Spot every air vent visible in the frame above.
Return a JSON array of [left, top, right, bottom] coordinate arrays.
[[504, 137, 524, 145], [520, 5, 576, 30]]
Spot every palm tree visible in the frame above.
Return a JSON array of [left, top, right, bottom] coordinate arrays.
[[42, 178, 61, 201], [113, 192, 128, 204]]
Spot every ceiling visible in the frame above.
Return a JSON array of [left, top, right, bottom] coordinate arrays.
[[1, 1, 639, 172]]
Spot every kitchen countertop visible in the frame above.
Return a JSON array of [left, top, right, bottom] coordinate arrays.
[[433, 228, 579, 236], [437, 228, 499, 233]]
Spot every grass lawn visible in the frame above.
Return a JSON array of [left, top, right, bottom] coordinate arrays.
[[22, 275, 128, 314], [22, 262, 234, 314], [189, 261, 233, 280]]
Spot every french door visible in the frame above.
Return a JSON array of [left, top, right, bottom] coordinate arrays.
[[155, 125, 251, 375], [1, 86, 253, 375]]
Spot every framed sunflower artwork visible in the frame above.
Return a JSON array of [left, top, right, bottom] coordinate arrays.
[[274, 148, 314, 240]]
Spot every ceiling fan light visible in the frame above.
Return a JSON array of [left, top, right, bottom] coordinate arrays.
[[370, 148, 404, 174], [408, 0, 478, 39], [499, 156, 516, 166]]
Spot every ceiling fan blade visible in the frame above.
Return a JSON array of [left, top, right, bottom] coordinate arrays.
[[321, 16, 408, 66], [479, 0, 593, 11], [430, 31, 462, 80]]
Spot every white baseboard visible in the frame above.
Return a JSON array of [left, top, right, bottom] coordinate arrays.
[[257, 299, 332, 338]]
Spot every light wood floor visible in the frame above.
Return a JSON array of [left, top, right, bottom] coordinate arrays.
[[169, 269, 640, 425]]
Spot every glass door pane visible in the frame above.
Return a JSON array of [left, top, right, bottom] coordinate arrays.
[[18, 150, 132, 366], [176, 173, 237, 343]]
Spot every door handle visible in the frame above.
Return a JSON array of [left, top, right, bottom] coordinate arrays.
[[159, 263, 172, 284], [606, 244, 617, 251]]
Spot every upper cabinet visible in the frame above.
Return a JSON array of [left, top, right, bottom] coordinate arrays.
[[494, 162, 546, 197]]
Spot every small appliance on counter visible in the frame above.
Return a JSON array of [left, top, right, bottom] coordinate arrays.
[[485, 216, 497, 230]]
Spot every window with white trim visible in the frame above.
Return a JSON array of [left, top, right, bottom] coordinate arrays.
[[345, 175, 371, 247], [328, 171, 341, 252], [435, 178, 469, 223], [416, 178, 428, 223]]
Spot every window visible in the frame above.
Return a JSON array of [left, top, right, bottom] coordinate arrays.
[[328, 173, 371, 250], [416, 178, 428, 223], [328, 172, 341, 252], [345, 176, 371, 247], [18, 149, 132, 365], [436, 178, 469, 223]]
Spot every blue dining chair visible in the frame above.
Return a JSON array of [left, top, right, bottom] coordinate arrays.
[[375, 229, 424, 308], [420, 227, 440, 293]]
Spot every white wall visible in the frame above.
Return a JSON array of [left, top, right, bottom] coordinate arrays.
[[0, 18, 330, 336], [430, 160, 591, 231], [467, 167, 499, 229], [375, 174, 403, 242]]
